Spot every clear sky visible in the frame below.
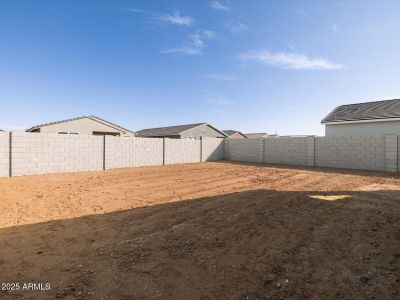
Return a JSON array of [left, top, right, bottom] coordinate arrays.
[[1, 0, 400, 135]]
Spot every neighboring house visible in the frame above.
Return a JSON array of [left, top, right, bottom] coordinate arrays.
[[223, 130, 247, 139], [136, 123, 227, 139], [322, 98, 400, 137], [279, 135, 316, 138], [245, 133, 269, 138], [26, 115, 135, 136]]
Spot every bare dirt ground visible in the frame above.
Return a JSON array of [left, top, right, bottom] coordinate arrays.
[[0, 161, 399, 299]]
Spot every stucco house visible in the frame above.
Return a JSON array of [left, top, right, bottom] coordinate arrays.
[[136, 123, 227, 139], [322, 98, 400, 137], [26, 115, 135, 136], [223, 130, 247, 138]]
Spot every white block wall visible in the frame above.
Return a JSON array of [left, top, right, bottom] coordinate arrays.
[[0, 132, 9, 177], [225, 138, 263, 163], [263, 137, 314, 166], [201, 138, 224, 162], [11, 132, 103, 176], [315, 136, 386, 171], [105, 136, 163, 168], [164, 139, 200, 165]]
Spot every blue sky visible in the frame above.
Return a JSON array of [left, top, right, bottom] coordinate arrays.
[[1, 0, 400, 135]]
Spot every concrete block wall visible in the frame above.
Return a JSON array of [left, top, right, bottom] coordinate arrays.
[[0, 132, 9, 177], [1, 132, 399, 177], [104, 136, 163, 168], [11, 132, 103, 176], [226, 135, 397, 172], [164, 139, 201, 165], [0, 134, 226, 177], [225, 138, 263, 163], [315, 136, 386, 171], [263, 137, 314, 166], [201, 138, 224, 162]]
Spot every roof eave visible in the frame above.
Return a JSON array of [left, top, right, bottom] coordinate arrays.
[[322, 117, 400, 125]]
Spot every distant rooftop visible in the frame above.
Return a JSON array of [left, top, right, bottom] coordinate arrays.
[[136, 123, 207, 137], [222, 130, 247, 137], [245, 133, 268, 138], [322, 98, 400, 123], [26, 115, 134, 133]]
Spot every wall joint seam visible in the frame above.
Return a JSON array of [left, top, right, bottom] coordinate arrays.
[[162, 138, 166, 165], [200, 137, 203, 162], [103, 135, 106, 170], [9, 132, 12, 177]]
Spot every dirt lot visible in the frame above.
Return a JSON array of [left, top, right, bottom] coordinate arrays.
[[0, 161, 399, 299]]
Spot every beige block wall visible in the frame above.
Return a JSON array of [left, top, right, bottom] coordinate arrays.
[[11, 132, 103, 176], [164, 139, 201, 164], [201, 138, 224, 162], [315, 136, 386, 171], [225, 138, 263, 163], [105, 136, 163, 168], [263, 137, 312, 166], [1, 132, 397, 177], [226, 135, 390, 172], [0, 132, 9, 177]]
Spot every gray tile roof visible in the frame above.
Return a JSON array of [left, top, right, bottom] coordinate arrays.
[[322, 98, 400, 123], [136, 123, 207, 137], [26, 115, 134, 133]]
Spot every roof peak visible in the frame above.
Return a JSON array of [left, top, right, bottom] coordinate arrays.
[[26, 115, 134, 133]]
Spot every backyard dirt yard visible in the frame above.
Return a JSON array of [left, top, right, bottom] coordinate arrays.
[[0, 161, 399, 299]]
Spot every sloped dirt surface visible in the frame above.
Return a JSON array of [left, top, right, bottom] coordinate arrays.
[[0, 162, 399, 299]]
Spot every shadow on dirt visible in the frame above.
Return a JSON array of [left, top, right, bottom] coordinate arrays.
[[0, 188, 399, 299]]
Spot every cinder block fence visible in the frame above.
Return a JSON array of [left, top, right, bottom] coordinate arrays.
[[0, 132, 399, 177], [225, 135, 398, 172], [0, 133, 224, 177]]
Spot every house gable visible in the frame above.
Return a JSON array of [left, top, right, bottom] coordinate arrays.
[[26, 116, 134, 136], [180, 124, 227, 139]]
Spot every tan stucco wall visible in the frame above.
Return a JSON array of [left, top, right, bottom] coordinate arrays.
[[325, 120, 400, 137], [180, 125, 225, 139], [34, 118, 134, 136]]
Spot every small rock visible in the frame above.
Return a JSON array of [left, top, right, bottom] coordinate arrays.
[[361, 276, 369, 283]]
